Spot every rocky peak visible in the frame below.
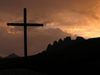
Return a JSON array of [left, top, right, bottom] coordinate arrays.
[[46, 36, 85, 52], [4, 53, 19, 58], [64, 36, 71, 41], [53, 41, 58, 45], [76, 36, 85, 42]]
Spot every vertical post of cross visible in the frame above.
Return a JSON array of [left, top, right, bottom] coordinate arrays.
[[7, 8, 43, 59], [24, 8, 27, 58]]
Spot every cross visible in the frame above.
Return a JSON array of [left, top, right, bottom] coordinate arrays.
[[7, 8, 43, 58]]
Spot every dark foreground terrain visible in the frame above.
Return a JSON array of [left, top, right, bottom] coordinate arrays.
[[0, 36, 100, 75], [0, 69, 47, 75]]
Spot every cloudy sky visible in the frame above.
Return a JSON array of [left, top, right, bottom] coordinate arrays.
[[0, 0, 100, 57]]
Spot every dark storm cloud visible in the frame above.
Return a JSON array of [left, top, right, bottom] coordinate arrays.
[[0, 0, 99, 20], [0, 27, 76, 57], [0, 0, 99, 31]]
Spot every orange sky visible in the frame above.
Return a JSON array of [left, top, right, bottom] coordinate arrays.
[[0, 0, 100, 38], [0, 0, 100, 57]]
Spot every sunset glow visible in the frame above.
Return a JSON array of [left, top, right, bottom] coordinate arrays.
[[0, 0, 100, 57]]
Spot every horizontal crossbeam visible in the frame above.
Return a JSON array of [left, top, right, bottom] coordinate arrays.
[[7, 23, 43, 26]]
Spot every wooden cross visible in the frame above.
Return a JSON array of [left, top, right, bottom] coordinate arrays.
[[7, 8, 43, 58]]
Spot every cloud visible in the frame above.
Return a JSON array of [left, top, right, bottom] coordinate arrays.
[[0, 0, 99, 30], [0, 0, 100, 57], [0, 27, 76, 57], [0, 0, 99, 16], [0, 0, 99, 19]]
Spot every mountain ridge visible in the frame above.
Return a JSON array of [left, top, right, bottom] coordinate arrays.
[[0, 36, 100, 75], [4, 53, 20, 59], [46, 36, 86, 52]]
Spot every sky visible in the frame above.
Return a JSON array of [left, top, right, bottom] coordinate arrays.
[[0, 0, 100, 57]]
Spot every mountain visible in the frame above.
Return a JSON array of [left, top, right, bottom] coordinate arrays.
[[0, 36, 100, 75], [46, 36, 85, 52], [4, 53, 20, 58]]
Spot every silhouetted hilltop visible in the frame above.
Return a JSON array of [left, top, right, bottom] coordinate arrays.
[[75, 36, 85, 42], [4, 53, 20, 59], [0, 37, 100, 75], [46, 36, 85, 52]]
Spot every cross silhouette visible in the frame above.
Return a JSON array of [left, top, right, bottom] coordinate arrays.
[[7, 8, 43, 58]]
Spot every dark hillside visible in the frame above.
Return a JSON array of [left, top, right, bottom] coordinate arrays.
[[0, 36, 100, 75]]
